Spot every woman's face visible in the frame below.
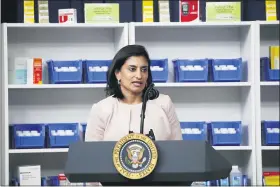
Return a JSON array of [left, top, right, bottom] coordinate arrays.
[[115, 56, 149, 96]]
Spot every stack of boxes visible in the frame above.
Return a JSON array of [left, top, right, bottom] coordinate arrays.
[[269, 46, 279, 70], [8, 57, 43, 85]]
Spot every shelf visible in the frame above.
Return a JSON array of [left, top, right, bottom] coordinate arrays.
[[260, 82, 280, 86], [258, 21, 280, 26], [9, 146, 252, 154], [261, 146, 280, 151], [8, 82, 251, 89], [4, 23, 126, 28], [214, 146, 252, 151], [131, 21, 252, 28], [9, 148, 69, 154], [8, 84, 107, 89]]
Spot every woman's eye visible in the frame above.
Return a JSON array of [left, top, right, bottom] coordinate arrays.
[[129, 67, 136, 71], [141, 68, 147, 72]]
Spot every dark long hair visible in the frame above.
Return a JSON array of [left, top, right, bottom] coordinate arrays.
[[105, 44, 153, 99]]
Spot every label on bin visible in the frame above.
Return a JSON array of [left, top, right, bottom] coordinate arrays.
[[214, 65, 237, 71], [267, 128, 280, 133], [54, 67, 78, 72], [89, 66, 108, 72], [214, 128, 236, 134], [180, 65, 204, 71], [151, 66, 164, 71], [181, 128, 202, 134], [16, 130, 40, 136]]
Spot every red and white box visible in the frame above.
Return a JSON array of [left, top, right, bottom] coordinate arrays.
[[179, 0, 200, 22], [27, 58, 43, 85], [58, 9, 77, 23]]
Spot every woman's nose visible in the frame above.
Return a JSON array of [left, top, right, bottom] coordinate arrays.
[[136, 69, 142, 79]]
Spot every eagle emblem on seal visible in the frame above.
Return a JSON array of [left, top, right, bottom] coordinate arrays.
[[125, 144, 147, 169]]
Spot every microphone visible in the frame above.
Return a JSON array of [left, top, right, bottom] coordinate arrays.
[[140, 83, 159, 140], [147, 85, 159, 100]]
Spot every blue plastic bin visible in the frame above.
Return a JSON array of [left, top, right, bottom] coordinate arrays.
[[172, 59, 209, 82], [47, 176, 59, 186], [41, 177, 47, 186], [260, 57, 280, 81], [11, 124, 46, 149], [81, 123, 87, 141], [180, 121, 207, 141], [84, 60, 112, 83], [150, 59, 168, 82], [208, 121, 242, 146], [47, 60, 83, 84], [46, 123, 83, 148], [211, 58, 243, 82], [262, 121, 280, 145]]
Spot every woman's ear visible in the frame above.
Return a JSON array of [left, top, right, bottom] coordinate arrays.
[[115, 69, 121, 82]]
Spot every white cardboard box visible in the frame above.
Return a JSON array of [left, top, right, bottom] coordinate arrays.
[[18, 165, 41, 185], [58, 9, 77, 23]]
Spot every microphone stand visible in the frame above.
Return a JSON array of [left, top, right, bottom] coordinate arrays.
[[139, 84, 156, 140]]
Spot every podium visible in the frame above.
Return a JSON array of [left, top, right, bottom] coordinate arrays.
[[64, 140, 232, 186]]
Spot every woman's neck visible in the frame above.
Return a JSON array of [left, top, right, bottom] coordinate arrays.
[[122, 96, 142, 104], [121, 93, 142, 105]]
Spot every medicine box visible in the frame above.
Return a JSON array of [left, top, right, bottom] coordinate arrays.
[[84, 3, 119, 23], [263, 172, 280, 186], [18, 165, 41, 185], [58, 9, 77, 23], [27, 58, 43, 84], [38, 0, 49, 23], [23, 0, 35, 23], [8, 57, 28, 84], [269, 46, 279, 70]]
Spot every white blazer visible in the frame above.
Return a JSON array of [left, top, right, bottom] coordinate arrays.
[[85, 93, 183, 142]]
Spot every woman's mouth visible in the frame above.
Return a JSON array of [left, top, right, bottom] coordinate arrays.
[[132, 81, 143, 87]]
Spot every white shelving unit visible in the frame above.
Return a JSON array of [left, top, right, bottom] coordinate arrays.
[[1, 21, 279, 186], [0, 0, 5, 185], [1, 2, 3, 183], [254, 21, 280, 186], [129, 21, 257, 185], [0, 2, 3, 183], [1, 23, 128, 185]]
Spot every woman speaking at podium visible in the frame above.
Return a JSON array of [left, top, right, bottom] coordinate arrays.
[[84, 44, 182, 142]]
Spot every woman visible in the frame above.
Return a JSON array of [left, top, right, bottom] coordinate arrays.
[[85, 44, 182, 142]]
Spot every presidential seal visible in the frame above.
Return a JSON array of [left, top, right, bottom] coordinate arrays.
[[112, 133, 158, 180]]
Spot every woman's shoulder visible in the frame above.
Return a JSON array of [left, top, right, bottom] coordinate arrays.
[[90, 95, 117, 111], [152, 93, 174, 109], [155, 93, 172, 102]]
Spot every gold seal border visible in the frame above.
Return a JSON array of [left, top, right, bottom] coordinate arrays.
[[112, 133, 158, 180]]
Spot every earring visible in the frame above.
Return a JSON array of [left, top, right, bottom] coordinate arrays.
[[117, 79, 121, 85]]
